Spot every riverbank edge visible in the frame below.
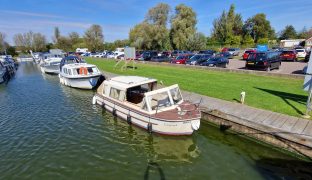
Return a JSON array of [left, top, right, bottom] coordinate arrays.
[[99, 70, 312, 159]]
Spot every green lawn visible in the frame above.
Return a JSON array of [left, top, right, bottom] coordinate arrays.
[[86, 58, 309, 118]]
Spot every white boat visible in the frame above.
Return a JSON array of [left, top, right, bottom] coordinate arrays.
[[59, 63, 104, 89], [92, 76, 201, 135], [39, 52, 64, 74]]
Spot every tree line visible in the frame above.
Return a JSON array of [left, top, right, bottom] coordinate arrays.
[[1, 3, 312, 55]]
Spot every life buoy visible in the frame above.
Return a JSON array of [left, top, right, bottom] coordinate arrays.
[[79, 67, 88, 75]]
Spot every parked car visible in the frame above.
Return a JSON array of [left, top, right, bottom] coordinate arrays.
[[161, 51, 171, 57], [94, 52, 106, 58], [200, 56, 229, 68], [171, 50, 185, 59], [139, 51, 158, 61], [221, 47, 228, 52], [228, 48, 240, 56], [217, 52, 233, 59], [198, 50, 215, 55], [151, 55, 170, 62], [186, 54, 212, 65], [113, 51, 124, 59], [105, 51, 115, 58], [280, 50, 297, 61], [245, 51, 281, 71], [171, 54, 194, 64], [242, 49, 257, 60], [305, 51, 311, 62], [296, 49, 307, 58], [117, 54, 124, 60]]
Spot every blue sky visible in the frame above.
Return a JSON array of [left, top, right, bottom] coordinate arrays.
[[1, 0, 312, 44]]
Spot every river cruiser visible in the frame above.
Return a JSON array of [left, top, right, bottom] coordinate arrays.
[[0, 61, 7, 83], [92, 76, 201, 135], [0, 56, 16, 74], [59, 63, 104, 89], [40, 53, 64, 74]]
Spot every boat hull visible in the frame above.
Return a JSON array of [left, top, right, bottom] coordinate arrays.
[[40, 65, 60, 74], [93, 94, 201, 135], [59, 75, 103, 89]]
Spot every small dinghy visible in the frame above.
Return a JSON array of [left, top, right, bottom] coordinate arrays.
[[59, 63, 105, 89], [92, 76, 201, 135]]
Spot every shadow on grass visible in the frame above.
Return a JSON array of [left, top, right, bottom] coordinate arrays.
[[254, 87, 307, 115]]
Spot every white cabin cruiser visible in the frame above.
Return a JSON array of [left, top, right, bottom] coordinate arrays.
[[40, 53, 63, 74], [92, 76, 201, 135], [59, 63, 104, 89]]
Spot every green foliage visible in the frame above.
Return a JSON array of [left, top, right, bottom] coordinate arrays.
[[186, 32, 207, 51], [297, 27, 312, 39], [279, 25, 297, 40], [145, 3, 170, 26], [6, 46, 17, 56], [170, 4, 197, 50], [84, 24, 104, 52], [242, 34, 255, 46], [257, 38, 269, 44], [0, 32, 7, 53], [129, 3, 171, 50], [244, 13, 275, 43], [212, 4, 243, 45], [54, 27, 60, 43]]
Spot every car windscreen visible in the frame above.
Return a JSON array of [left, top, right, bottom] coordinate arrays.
[[190, 55, 201, 61], [176, 56, 185, 60], [282, 51, 294, 54], [228, 48, 235, 51], [296, 50, 304, 52], [245, 51, 254, 54], [248, 53, 266, 61]]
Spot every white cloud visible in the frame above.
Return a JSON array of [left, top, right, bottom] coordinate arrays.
[[0, 10, 63, 18]]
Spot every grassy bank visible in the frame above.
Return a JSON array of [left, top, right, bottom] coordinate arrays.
[[86, 58, 308, 118]]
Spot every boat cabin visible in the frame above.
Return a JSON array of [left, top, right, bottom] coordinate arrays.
[[102, 76, 183, 113], [61, 64, 100, 76]]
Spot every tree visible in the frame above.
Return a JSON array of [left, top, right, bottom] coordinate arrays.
[[297, 27, 312, 39], [56, 37, 72, 52], [145, 3, 170, 26], [186, 32, 207, 51], [243, 13, 275, 43], [84, 24, 104, 52], [33, 33, 47, 51], [6, 46, 17, 56], [129, 3, 171, 50], [0, 32, 8, 53], [69, 32, 80, 45], [211, 4, 243, 45], [170, 4, 197, 50], [54, 27, 60, 43], [279, 25, 297, 40]]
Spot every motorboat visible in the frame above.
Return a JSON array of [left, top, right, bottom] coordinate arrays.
[[92, 76, 201, 135], [59, 63, 105, 89], [0, 61, 7, 84], [39, 53, 63, 74], [0, 56, 16, 74]]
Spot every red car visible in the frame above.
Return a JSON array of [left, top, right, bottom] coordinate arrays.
[[171, 54, 194, 64], [280, 50, 297, 61], [243, 50, 257, 60], [221, 47, 228, 52]]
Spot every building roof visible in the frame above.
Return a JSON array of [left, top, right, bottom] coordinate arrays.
[[106, 76, 157, 90]]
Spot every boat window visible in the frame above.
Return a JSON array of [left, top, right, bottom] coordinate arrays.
[[92, 67, 99, 73], [63, 68, 67, 74], [149, 91, 172, 111], [170, 87, 183, 104], [109, 88, 125, 101], [87, 67, 93, 74], [68, 69, 72, 75]]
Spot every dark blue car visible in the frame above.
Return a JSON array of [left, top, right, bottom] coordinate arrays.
[[200, 56, 229, 68]]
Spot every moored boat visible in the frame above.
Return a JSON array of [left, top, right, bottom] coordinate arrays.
[[92, 76, 201, 135], [59, 63, 104, 89]]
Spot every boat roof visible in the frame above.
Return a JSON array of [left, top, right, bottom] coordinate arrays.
[[105, 76, 157, 90], [63, 63, 95, 68]]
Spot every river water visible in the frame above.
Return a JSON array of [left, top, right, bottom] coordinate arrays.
[[0, 62, 311, 180]]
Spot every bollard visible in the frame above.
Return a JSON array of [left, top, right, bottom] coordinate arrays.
[[240, 91, 246, 104]]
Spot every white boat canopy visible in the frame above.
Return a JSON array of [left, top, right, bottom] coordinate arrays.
[[104, 76, 157, 91]]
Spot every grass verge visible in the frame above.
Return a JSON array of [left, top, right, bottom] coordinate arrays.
[[86, 58, 308, 118]]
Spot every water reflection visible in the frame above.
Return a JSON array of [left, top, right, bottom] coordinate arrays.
[[101, 111, 200, 163]]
